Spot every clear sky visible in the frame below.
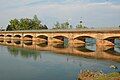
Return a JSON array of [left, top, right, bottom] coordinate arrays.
[[0, 0, 120, 29]]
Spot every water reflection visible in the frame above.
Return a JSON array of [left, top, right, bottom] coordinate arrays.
[[7, 47, 41, 61], [36, 42, 48, 47], [75, 44, 96, 52], [14, 40, 21, 45], [7, 40, 12, 43], [23, 40, 33, 46], [0, 39, 120, 62], [115, 39, 120, 46], [105, 46, 120, 56], [53, 43, 68, 48]]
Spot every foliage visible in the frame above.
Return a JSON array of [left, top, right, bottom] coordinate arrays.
[[6, 15, 48, 31], [53, 21, 72, 29], [76, 21, 87, 29]]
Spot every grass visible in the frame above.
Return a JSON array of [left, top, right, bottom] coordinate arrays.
[[94, 72, 120, 80], [78, 70, 120, 80]]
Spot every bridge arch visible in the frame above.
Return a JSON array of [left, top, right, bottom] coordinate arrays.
[[23, 35, 33, 40], [0, 34, 4, 38], [103, 36, 120, 45], [6, 35, 12, 37], [14, 35, 21, 38], [74, 36, 96, 44], [52, 35, 69, 43], [36, 35, 48, 42]]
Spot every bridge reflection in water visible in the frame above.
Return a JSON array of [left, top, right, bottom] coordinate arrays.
[[0, 39, 120, 62]]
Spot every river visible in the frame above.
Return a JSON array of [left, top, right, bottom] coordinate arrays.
[[0, 39, 120, 80]]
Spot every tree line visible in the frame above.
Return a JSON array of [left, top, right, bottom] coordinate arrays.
[[6, 15, 87, 31]]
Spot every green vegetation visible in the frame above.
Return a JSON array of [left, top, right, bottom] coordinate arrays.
[[95, 72, 120, 80], [6, 15, 48, 31], [77, 70, 120, 80], [6, 15, 88, 30], [76, 21, 87, 29], [52, 21, 72, 29], [7, 46, 40, 60]]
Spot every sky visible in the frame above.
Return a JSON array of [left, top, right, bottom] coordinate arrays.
[[0, 0, 120, 29]]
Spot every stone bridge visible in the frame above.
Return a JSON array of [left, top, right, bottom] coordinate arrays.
[[0, 29, 120, 46]]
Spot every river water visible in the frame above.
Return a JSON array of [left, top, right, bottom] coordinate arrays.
[[0, 39, 120, 80]]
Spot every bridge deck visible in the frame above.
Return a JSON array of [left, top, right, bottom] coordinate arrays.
[[0, 29, 120, 33]]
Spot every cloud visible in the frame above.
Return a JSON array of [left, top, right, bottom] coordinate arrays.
[[0, 0, 120, 28]]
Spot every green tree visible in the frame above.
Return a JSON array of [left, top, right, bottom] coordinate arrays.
[[53, 21, 72, 29], [32, 15, 43, 30], [43, 25, 48, 29], [19, 18, 31, 30], [6, 25, 12, 31], [6, 15, 48, 31], [53, 21, 60, 29], [9, 19, 20, 30], [76, 21, 87, 29]]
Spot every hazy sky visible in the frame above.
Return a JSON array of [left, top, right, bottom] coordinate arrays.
[[0, 0, 120, 29]]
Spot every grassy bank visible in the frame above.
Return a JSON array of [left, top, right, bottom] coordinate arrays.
[[77, 70, 120, 80]]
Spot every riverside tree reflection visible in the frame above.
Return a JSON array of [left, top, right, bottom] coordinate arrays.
[[7, 46, 41, 61], [0, 39, 119, 62]]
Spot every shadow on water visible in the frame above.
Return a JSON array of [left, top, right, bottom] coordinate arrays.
[[74, 38, 96, 52], [0, 39, 4, 43], [0, 39, 120, 62], [104, 39, 120, 56], [23, 40, 32, 46], [14, 40, 21, 45], [104, 46, 120, 56], [7, 40, 12, 43], [115, 39, 120, 46], [52, 43, 68, 48], [75, 44, 95, 52], [36, 42, 48, 47]]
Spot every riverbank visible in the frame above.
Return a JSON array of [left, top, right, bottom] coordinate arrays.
[[77, 70, 120, 80]]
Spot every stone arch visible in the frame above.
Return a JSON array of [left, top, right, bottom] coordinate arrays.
[[23, 35, 33, 40], [74, 36, 96, 44], [52, 35, 69, 43], [103, 36, 120, 45], [36, 35, 48, 42], [0, 34, 4, 37], [6, 34, 12, 37], [74, 34, 96, 40], [14, 35, 21, 38]]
